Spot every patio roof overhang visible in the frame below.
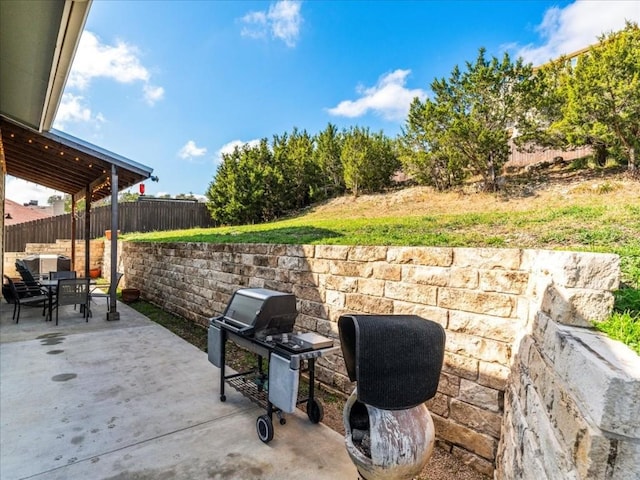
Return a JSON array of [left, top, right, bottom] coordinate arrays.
[[1, 116, 152, 202]]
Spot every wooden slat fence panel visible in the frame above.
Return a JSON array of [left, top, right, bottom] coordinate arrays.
[[4, 200, 215, 252], [507, 140, 592, 167]]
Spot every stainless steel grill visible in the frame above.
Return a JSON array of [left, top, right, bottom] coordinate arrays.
[[208, 288, 337, 443]]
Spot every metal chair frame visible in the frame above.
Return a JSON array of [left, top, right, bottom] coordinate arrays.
[[91, 272, 124, 311], [53, 278, 91, 325], [3, 275, 48, 323]]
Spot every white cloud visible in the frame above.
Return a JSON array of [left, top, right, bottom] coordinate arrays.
[[269, 0, 303, 47], [241, 11, 268, 40], [61, 30, 164, 114], [68, 31, 150, 89], [216, 139, 261, 162], [241, 0, 302, 47], [178, 140, 208, 160], [327, 69, 427, 121], [515, 1, 640, 65], [53, 93, 105, 129], [143, 84, 165, 106], [5, 177, 62, 206]]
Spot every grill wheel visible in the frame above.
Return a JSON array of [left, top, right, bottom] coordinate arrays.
[[256, 414, 274, 443], [307, 398, 324, 424]]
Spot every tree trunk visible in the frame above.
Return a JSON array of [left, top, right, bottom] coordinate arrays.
[[487, 155, 497, 192], [594, 144, 607, 167], [629, 146, 637, 177]]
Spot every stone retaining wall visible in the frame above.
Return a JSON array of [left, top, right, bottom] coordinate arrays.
[[119, 242, 637, 477], [3, 240, 104, 277], [495, 252, 639, 479]]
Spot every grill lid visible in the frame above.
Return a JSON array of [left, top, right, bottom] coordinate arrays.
[[218, 288, 297, 338]]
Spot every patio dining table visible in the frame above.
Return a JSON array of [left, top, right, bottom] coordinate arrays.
[[39, 278, 95, 321]]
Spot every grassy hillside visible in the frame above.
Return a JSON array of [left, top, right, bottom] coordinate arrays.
[[128, 165, 639, 351]]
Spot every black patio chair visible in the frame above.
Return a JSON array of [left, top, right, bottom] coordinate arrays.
[[90, 272, 123, 312], [15, 260, 47, 294], [50, 270, 78, 311], [52, 278, 91, 325], [3, 275, 48, 323]]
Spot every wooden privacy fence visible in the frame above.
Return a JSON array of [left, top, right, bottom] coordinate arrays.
[[506, 140, 592, 167], [4, 199, 215, 252]]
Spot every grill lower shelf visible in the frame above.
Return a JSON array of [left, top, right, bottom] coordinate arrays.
[[227, 374, 269, 409], [226, 373, 306, 410]]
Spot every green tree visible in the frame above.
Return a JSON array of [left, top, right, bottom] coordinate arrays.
[[272, 128, 320, 212], [363, 131, 400, 192], [206, 145, 262, 225], [556, 23, 640, 174], [47, 195, 63, 205], [401, 48, 536, 191], [207, 132, 321, 225], [287, 128, 321, 207], [341, 127, 367, 197], [62, 194, 85, 213], [341, 126, 400, 197], [269, 132, 294, 218], [512, 57, 568, 152], [399, 98, 466, 190], [314, 123, 345, 199], [119, 191, 140, 202], [175, 193, 197, 200]]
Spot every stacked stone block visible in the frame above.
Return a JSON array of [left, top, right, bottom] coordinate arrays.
[[496, 252, 639, 480]]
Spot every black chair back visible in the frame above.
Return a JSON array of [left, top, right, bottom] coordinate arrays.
[[16, 260, 39, 285], [56, 278, 89, 307]]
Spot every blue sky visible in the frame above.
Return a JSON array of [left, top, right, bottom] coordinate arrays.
[[7, 0, 639, 204]]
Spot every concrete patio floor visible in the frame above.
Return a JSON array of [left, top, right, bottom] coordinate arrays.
[[0, 299, 357, 479]]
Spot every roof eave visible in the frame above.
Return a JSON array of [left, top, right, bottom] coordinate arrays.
[[40, 0, 93, 131], [48, 127, 153, 178]]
